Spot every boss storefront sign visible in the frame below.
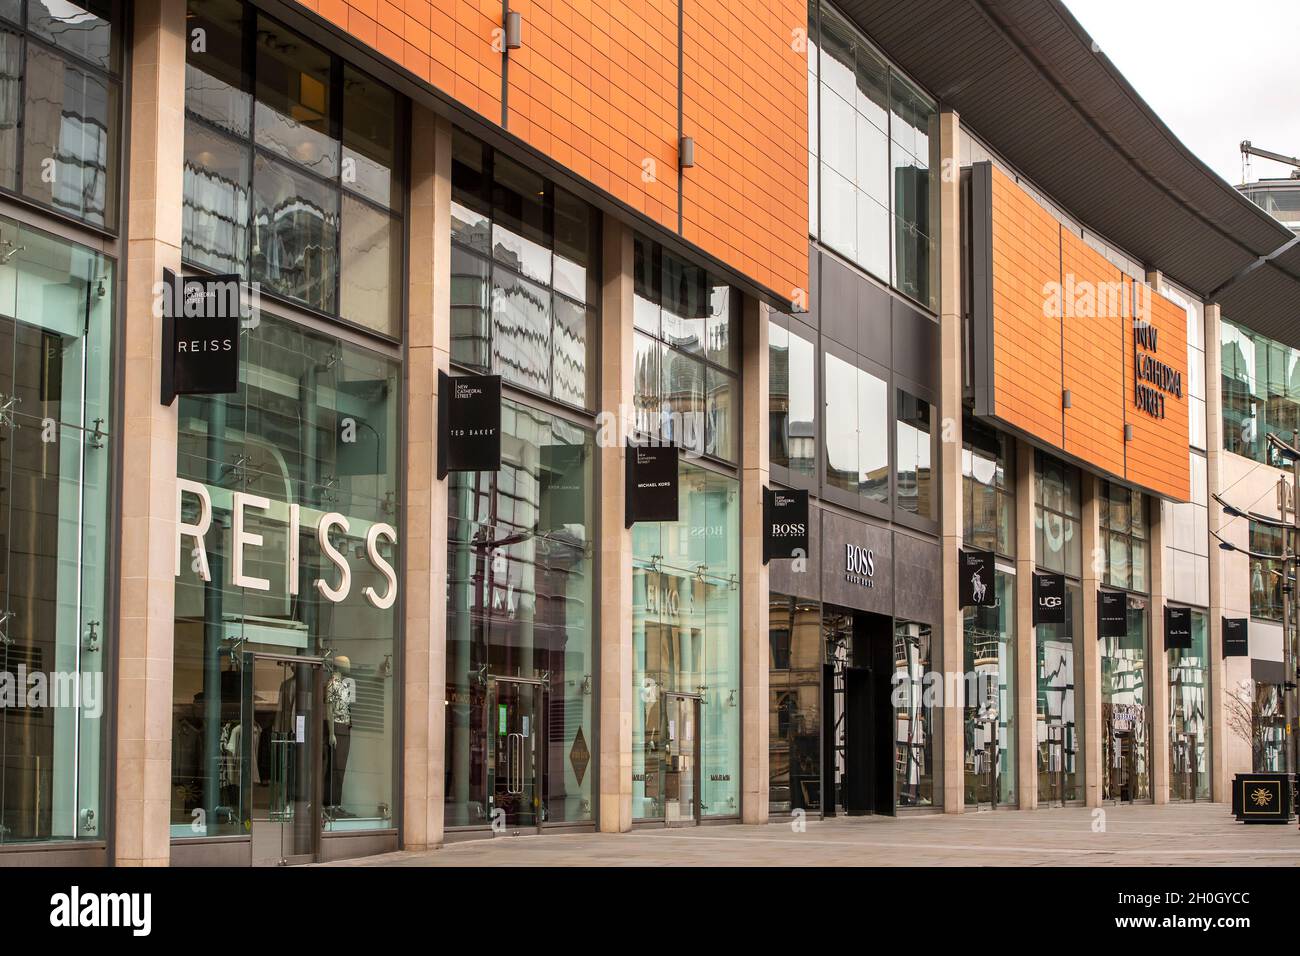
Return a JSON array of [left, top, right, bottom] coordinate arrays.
[[1164, 604, 1193, 650], [958, 549, 995, 608], [763, 487, 809, 563], [159, 269, 242, 405], [1032, 572, 1066, 626], [438, 371, 502, 478], [625, 442, 679, 526]]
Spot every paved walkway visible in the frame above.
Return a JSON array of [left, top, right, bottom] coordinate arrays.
[[325, 802, 1300, 866]]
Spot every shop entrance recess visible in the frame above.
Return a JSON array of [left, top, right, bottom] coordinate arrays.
[[486, 676, 546, 832], [242, 653, 325, 866], [823, 609, 896, 817], [660, 692, 701, 826]]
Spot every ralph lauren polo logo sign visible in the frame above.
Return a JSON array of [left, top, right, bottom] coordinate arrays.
[[625, 441, 679, 526], [437, 372, 502, 478], [762, 487, 809, 563], [1164, 605, 1192, 650], [1032, 573, 1066, 626], [160, 269, 241, 406], [959, 549, 995, 607]]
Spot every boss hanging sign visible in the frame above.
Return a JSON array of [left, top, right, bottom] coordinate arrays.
[[160, 269, 242, 406], [1222, 617, 1249, 658], [958, 549, 996, 607], [625, 441, 679, 526], [1097, 590, 1127, 638], [437, 371, 502, 478], [1164, 604, 1193, 650], [763, 487, 809, 563], [1032, 572, 1066, 626]]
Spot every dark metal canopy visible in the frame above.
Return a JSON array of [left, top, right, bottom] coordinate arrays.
[[837, 0, 1300, 345]]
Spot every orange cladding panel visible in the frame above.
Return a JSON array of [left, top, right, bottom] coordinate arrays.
[[983, 167, 1190, 501], [1126, 286, 1191, 501], [297, 0, 809, 302], [989, 167, 1063, 450], [1060, 228, 1126, 479]]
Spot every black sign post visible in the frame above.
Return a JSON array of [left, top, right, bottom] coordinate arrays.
[[625, 442, 679, 526], [958, 549, 996, 608], [160, 269, 242, 406], [763, 487, 810, 563], [1164, 605, 1193, 650], [1222, 617, 1249, 657], [437, 371, 502, 478], [1098, 590, 1127, 638], [1032, 572, 1066, 626]]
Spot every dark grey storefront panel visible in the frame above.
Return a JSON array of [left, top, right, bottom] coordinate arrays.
[[818, 252, 891, 364], [769, 500, 822, 595], [892, 531, 941, 627], [891, 297, 939, 397], [820, 509, 894, 616], [1251, 658, 1286, 685]]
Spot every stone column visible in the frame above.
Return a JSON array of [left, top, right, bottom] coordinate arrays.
[[114, 0, 185, 867], [1203, 302, 1230, 802], [740, 296, 770, 824], [1014, 440, 1037, 808], [937, 110, 965, 813], [1079, 474, 1104, 807], [402, 107, 452, 849], [598, 218, 635, 831], [1148, 494, 1170, 804]]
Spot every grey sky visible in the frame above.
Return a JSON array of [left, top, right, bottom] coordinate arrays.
[[1064, 0, 1300, 186]]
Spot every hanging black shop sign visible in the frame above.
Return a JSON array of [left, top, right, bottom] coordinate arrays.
[[160, 268, 242, 406], [1097, 590, 1127, 638], [1164, 605, 1193, 650], [1222, 617, 1249, 657], [625, 441, 679, 527], [762, 487, 810, 563], [1032, 572, 1066, 626], [437, 371, 502, 478], [958, 549, 996, 608]]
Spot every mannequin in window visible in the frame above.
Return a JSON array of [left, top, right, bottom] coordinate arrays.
[[323, 655, 354, 817]]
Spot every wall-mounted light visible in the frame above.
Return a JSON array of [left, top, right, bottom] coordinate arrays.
[[505, 9, 521, 49], [1124, 423, 1134, 442], [679, 135, 695, 168], [1062, 388, 1072, 409]]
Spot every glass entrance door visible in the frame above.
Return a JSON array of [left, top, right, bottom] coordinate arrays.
[[1111, 730, 1136, 804], [661, 693, 699, 826], [244, 655, 322, 866], [487, 678, 544, 830]]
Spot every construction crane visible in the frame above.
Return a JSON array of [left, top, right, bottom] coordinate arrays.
[[1241, 140, 1300, 181]]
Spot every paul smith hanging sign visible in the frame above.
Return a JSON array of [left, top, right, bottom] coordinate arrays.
[[1132, 320, 1183, 420]]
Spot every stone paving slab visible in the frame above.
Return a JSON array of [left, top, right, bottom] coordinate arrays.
[[321, 802, 1300, 867]]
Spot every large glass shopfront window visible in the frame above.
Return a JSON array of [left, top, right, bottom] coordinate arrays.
[[769, 320, 816, 480], [1221, 317, 1300, 466], [183, 0, 404, 337], [1100, 482, 1150, 801], [451, 131, 599, 410], [768, 594, 822, 814], [1168, 608, 1210, 800], [0, 1, 122, 227], [962, 417, 1015, 806], [807, 0, 938, 309], [894, 619, 934, 807], [962, 571, 1015, 805], [633, 462, 740, 821], [0, 219, 113, 844], [443, 403, 595, 828], [172, 312, 400, 842], [1034, 452, 1082, 803]]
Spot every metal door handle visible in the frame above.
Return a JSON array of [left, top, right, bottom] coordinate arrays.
[[506, 732, 525, 794]]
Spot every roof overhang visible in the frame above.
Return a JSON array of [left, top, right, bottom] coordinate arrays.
[[835, 0, 1300, 345]]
